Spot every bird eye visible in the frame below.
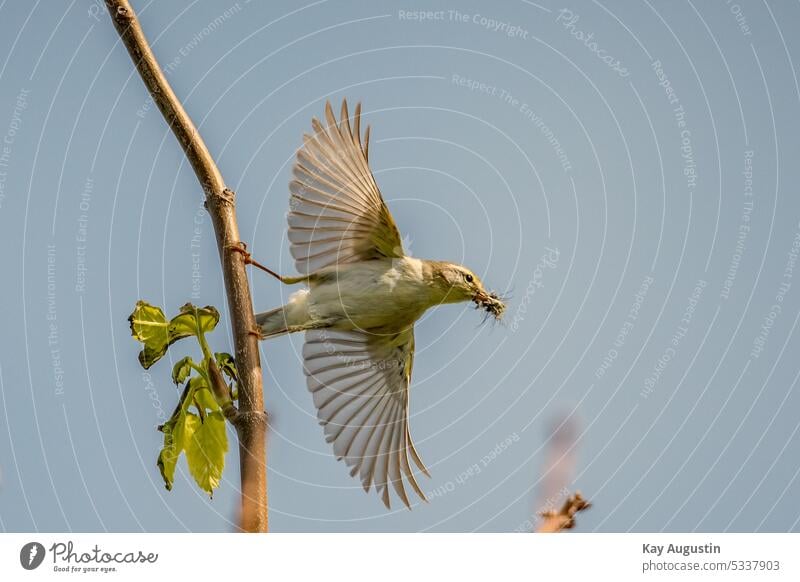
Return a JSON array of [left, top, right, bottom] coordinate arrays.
[[464, 273, 474, 283]]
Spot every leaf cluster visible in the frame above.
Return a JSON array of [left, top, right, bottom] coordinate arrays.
[[129, 301, 238, 496]]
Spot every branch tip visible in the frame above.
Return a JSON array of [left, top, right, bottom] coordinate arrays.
[[537, 492, 591, 533]]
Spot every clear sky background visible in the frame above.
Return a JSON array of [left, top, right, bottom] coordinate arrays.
[[1, 0, 799, 532]]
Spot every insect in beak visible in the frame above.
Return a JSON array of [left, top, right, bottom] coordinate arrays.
[[473, 291, 506, 320]]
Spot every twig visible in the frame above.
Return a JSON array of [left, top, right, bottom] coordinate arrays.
[[104, 0, 268, 532], [536, 492, 592, 533]]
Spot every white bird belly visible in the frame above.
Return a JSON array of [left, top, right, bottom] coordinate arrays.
[[304, 258, 430, 330]]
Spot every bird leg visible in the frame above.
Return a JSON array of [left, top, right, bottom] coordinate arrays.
[[225, 242, 304, 284]]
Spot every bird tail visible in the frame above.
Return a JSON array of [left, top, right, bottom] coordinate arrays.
[[255, 306, 290, 338], [256, 289, 314, 339]]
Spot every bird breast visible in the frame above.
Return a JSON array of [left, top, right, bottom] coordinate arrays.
[[306, 257, 432, 330]]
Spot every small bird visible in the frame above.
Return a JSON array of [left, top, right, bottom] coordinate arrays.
[[247, 100, 505, 509]]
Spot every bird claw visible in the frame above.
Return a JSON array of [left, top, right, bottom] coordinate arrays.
[[226, 242, 290, 283], [225, 241, 252, 264]]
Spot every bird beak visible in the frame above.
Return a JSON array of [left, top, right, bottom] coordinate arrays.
[[473, 290, 490, 303]]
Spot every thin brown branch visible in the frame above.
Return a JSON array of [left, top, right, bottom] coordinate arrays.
[[104, 0, 268, 532]]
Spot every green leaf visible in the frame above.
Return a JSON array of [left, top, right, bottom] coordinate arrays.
[[129, 301, 171, 369], [157, 422, 179, 490], [157, 409, 197, 491], [129, 302, 221, 369], [171, 356, 194, 386], [193, 384, 220, 413], [183, 376, 220, 414], [184, 411, 227, 495], [170, 303, 220, 338], [214, 352, 238, 383]]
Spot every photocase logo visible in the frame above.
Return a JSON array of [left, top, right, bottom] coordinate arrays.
[[19, 542, 46, 570]]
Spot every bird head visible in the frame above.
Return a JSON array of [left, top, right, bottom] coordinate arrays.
[[430, 262, 506, 320]]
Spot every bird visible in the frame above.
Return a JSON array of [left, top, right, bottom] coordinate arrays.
[[242, 100, 506, 509]]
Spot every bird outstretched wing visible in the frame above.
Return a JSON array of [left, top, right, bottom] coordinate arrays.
[[302, 327, 429, 508], [288, 100, 405, 275]]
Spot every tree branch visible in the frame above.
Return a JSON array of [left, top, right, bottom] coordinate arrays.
[[104, 0, 268, 532]]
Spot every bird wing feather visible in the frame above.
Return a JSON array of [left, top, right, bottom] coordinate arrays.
[[302, 327, 429, 508], [288, 100, 404, 275]]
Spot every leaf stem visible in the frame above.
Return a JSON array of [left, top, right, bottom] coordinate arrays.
[[197, 330, 213, 363], [187, 361, 211, 384]]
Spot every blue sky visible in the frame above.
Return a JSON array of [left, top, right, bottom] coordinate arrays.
[[1, 0, 799, 532]]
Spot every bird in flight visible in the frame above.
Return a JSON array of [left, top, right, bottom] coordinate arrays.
[[242, 100, 505, 509]]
